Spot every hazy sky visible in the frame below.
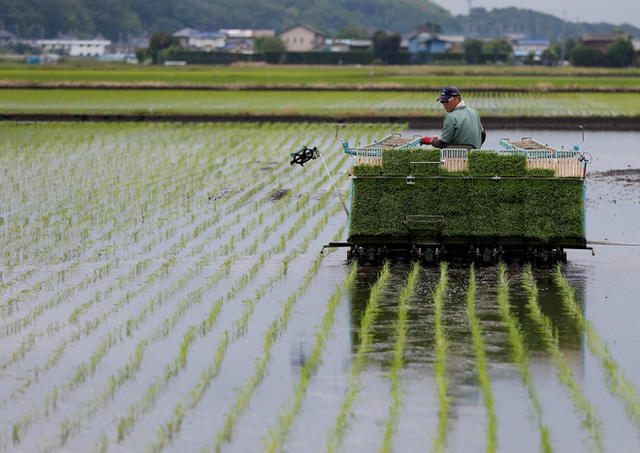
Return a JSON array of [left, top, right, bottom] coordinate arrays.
[[431, 0, 640, 29]]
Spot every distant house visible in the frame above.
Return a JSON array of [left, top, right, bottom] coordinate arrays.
[[582, 33, 629, 51], [36, 38, 111, 57], [324, 38, 372, 52], [279, 24, 326, 52], [219, 29, 276, 53], [405, 31, 465, 63], [513, 39, 550, 63], [0, 30, 16, 47], [173, 28, 227, 51]]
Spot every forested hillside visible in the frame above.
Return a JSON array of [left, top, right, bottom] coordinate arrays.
[[0, 0, 637, 42]]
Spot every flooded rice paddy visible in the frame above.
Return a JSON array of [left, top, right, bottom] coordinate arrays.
[[0, 122, 639, 452]]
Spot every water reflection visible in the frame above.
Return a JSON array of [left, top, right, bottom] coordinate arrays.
[[347, 263, 586, 392]]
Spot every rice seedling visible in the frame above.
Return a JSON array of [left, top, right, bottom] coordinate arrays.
[[1, 89, 639, 118], [433, 262, 450, 453], [465, 265, 497, 452], [522, 265, 604, 452], [553, 264, 640, 431], [0, 121, 429, 451], [264, 262, 358, 453], [495, 264, 551, 452], [325, 262, 392, 453], [380, 261, 421, 453], [39, 153, 351, 448]]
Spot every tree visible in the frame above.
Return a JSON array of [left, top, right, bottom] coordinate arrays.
[[607, 38, 635, 67], [372, 30, 401, 64], [463, 39, 483, 64], [139, 30, 180, 64], [481, 38, 513, 64], [570, 45, 606, 67], [255, 36, 286, 53], [463, 38, 512, 64], [148, 31, 179, 50]]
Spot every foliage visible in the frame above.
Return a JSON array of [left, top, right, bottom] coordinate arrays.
[[255, 36, 286, 53], [571, 36, 636, 68], [0, 0, 639, 48], [464, 38, 513, 65], [372, 30, 402, 65], [137, 31, 180, 64], [607, 38, 636, 68], [571, 45, 608, 67], [468, 152, 526, 177], [349, 150, 585, 241]]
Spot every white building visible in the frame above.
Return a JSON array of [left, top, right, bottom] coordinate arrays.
[[36, 39, 111, 57], [173, 28, 227, 51]]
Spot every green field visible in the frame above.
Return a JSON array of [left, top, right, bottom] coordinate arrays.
[[2, 121, 640, 452], [1, 88, 639, 118], [1, 63, 639, 125], [1, 62, 640, 90]]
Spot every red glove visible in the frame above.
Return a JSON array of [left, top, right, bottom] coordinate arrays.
[[420, 135, 438, 145]]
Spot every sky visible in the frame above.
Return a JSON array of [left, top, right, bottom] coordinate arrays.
[[431, 0, 640, 29]]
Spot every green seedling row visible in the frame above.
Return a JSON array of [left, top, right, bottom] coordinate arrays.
[[0, 89, 639, 118], [553, 264, 640, 431], [326, 263, 392, 453], [496, 264, 551, 452], [522, 266, 604, 452], [433, 262, 451, 453], [17, 135, 352, 447], [466, 266, 497, 452], [381, 262, 421, 453], [0, 121, 638, 452]]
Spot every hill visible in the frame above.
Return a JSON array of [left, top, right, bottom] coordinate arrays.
[[0, 0, 638, 42]]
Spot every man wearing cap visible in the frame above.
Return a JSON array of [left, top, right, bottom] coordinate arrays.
[[421, 85, 486, 150]]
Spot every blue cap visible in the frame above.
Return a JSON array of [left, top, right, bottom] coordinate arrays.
[[437, 85, 461, 101]]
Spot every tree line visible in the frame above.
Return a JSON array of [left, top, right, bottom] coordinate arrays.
[[140, 30, 637, 68]]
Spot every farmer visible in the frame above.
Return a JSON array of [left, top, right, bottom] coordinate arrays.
[[420, 85, 486, 150]]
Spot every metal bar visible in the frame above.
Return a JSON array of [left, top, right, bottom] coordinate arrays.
[[587, 240, 640, 246], [318, 150, 350, 220]]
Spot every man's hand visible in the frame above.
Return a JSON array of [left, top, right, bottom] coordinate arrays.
[[420, 135, 438, 146]]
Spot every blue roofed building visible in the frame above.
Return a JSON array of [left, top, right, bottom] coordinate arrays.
[[406, 31, 465, 64]]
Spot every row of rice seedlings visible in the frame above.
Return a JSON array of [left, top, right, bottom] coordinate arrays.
[[495, 264, 551, 452], [0, 121, 316, 342], [264, 259, 359, 453], [148, 222, 349, 452], [0, 120, 388, 444], [465, 265, 497, 452], [29, 134, 351, 447], [521, 265, 605, 452], [7, 186, 309, 445], [553, 264, 640, 431], [1, 121, 320, 360], [0, 134, 278, 363], [380, 262, 421, 453], [0, 121, 272, 276], [1, 125, 143, 265], [432, 262, 451, 453], [325, 262, 392, 453], [0, 126, 211, 311], [212, 229, 350, 452], [112, 200, 340, 445], [0, 122, 276, 396], [2, 90, 637, 117]]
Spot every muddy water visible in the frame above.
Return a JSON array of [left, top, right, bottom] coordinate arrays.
[[300, 129, 640, 452]]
